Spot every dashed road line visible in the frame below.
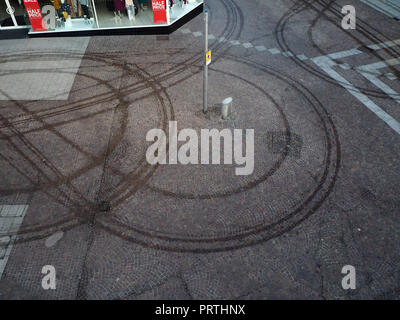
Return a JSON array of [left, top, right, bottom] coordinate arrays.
[[0, 205, 29, 279], [269, 48, 281, 55], [178, 27, 400, 65], [282, 51, 295, 57], [178, 28, 310, 60], [255, 45, 267, 52]]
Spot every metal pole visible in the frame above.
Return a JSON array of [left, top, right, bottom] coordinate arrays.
[[5, 0, 18, 27], [202, 9, 209, 114], [166, 0, 171, 24], [91, 0, 100, 29]]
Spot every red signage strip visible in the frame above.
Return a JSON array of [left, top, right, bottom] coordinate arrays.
[[23, 0, 46, 31], [152, 0, 167, 23]]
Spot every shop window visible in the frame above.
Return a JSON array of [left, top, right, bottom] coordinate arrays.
[[5, 0, 202, 33]]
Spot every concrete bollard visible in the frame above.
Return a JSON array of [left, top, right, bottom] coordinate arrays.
[[221, 97, 233, 119]]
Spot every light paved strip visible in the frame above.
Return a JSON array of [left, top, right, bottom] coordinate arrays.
[[0, 205, 29, 279], [0, 38, 89, 100], [356, 58, 400, 104], [312, 55, 400, 135]]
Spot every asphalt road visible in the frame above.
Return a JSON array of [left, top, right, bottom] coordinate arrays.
[[0, 0, 399, 299]]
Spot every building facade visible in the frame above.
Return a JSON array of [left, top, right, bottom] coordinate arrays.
[[0, 0, 203, 37]]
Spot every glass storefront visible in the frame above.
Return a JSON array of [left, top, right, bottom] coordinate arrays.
[[1, 0, 203, 34], [1, 0, 29, 28]]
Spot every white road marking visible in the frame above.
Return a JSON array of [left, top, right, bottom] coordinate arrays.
[[356, 58, 400, 104], [327, 48, 363, 59], [178, 25, 400, 63], [0, 205, 29, 279], [255, 45, 267, 51], [178, 28, 400, 116], [312, 55, 400, 135], [296, 54, 309, 61], [339, 63, 351, 70], [385, 73, 398, 80], [178, 28, 309, 59], [367, 39, 400, 50], [45, 231, 64, 248], [361, 0, 400, 20], [283, 51, 294, 57], [269, 48, 281, 54]]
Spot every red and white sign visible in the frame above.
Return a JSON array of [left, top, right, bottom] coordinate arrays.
[[23, 0, 46, 31], [152, 0, 167, 23]]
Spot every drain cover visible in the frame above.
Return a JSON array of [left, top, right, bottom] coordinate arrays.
[[98, 201, 111, 212]]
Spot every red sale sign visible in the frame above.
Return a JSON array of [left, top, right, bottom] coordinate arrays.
[[23, 0, 46, 31], [152, 0, 167, 23]]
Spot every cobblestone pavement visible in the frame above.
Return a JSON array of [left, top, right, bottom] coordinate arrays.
[[0, 0, 399, 299]]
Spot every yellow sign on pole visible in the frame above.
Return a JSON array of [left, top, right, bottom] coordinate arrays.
[[206, 50, 212, 65]]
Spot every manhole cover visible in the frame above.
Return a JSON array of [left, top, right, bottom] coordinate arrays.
[[98, 201, 111, 212]]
